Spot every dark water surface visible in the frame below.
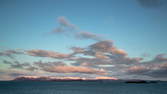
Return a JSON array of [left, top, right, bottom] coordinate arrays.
[[0, 81, 167, 94]]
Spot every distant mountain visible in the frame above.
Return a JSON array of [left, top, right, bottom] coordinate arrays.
[[13, 76, 161, 84]]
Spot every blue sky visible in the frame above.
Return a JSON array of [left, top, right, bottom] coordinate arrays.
[[1, 0, 167, 57], [0, 0, 167, 80]]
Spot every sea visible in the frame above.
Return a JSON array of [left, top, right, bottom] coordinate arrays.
[[0, 81, 167, 94]]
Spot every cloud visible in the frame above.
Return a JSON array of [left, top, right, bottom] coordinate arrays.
[[0, 49, 23, 59], [0, 68, 48, 80], [1, 39, 167, 80], [89, 40, 127, 56], [69, 40, 143, 78], [89, 40, 114, 52], [140, 54, 167, 64], [89, 41, 143, 65], [3, 60, 37, 71], [52, 16, 77, 33], [52, 27, 65, 33], [51, 16, 103, 41], [34, 60, 65, 68], [126, 65, 150, 74], [95, 76, 118, 80], [2, 59, 107, 76], [42, 65, 107, 75], [76, 32, 103, 41], [148, 65, 167, 78], [3, 60, 29, 69], [126, 63, 167, 78], [69, 41, 143, 78], [2, 40, 165, 80], [57, 16, 76, 29], [25, 66, 38, 71], [71, 40, 114, 59], [151, 54, 167, 62], [0, 69, 27, 80], [126, 54, 167, 79], [69, 40, 153, 79], [71, 47, 86, 54], [26, 49, 72, 59], [71, 57, 112, 67], [71, 40, 131, 61], [137, 0, 163, 8], [8, 73, 25, 77], [32, 60, 106, 75]]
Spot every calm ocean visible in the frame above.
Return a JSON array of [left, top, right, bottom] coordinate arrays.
[[0, 81, 167, 94]]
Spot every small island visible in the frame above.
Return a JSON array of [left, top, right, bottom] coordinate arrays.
[[125, 80, 158, 84]]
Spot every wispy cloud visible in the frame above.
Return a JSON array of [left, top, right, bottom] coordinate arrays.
[[3, 60, 37, 71], [57, 16, 77, 29], [76, 31, 103, 41], [33, 60, 106, 75], [125, 54, 167, 79], [34, 61, 65, 69], [0, 49, 23, 59], [71, 40, 131, 61], [42, 65, 107, 75], [0, 69, 29, 80], [51, 16, 103, 41], [26, 49, 72, 59], [126, 62, 167, 78]]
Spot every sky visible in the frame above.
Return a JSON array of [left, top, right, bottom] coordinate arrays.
[[0, 0, 167, 81]]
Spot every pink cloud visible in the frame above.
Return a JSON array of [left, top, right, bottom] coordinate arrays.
[[43, 65, 107, 75]]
